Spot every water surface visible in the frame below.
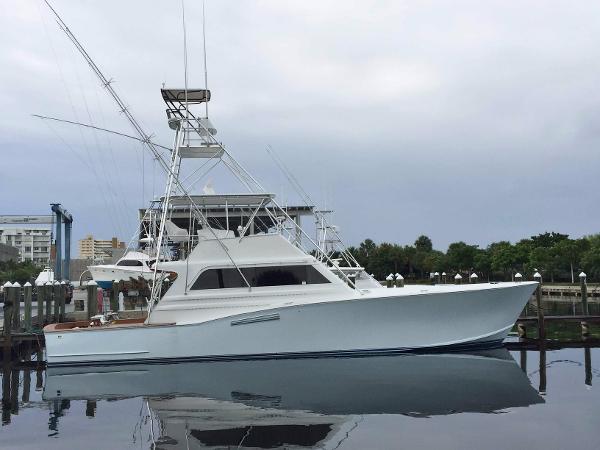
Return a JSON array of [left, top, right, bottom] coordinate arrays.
[[1, 347, 598, 449]]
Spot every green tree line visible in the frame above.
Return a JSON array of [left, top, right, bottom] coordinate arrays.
[[0, 260, 41, 286], [347, 232, 600, 283]]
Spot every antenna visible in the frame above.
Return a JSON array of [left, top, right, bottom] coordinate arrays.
[[181, 0, 189, 120], [202, 0, 209, 118]]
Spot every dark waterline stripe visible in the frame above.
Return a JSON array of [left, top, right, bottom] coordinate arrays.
[[46, 339, 505, 367]]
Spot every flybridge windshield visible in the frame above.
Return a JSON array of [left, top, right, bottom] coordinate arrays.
[[191, 265, 330, 290]]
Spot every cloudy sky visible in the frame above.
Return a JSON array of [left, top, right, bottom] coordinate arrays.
[[1, 0, 599, 252]]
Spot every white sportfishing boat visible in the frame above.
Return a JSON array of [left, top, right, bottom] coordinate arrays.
[[42, 7, 538, 366], [88, 251, 155, 289]]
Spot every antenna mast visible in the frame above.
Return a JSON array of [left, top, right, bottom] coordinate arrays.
[[202, 0, 209, 118]]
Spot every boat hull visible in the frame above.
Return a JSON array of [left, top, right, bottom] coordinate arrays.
[[88, 265, 154, 289], [44, 282, 537, 366]]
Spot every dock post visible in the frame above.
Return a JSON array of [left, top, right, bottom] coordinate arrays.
[[470, 273, 478, 284], [53, 282, 60, 323], [36, 283, 45, 328], [385, 274, 393, 288], [395, 273, 404, 288], [11, 282, 21, 331], [44, 282, 52, 323], [59, 281, 67, 322], [2, 282, 13, 357], [579, 272, 588, 316], [434, 272, 440, 284], [110, 280, 119, 312], [533, 272, 545, 340], [454, 273, 462, 285], [515, 272, 522, 282], [23, 282, 32, 332], [87, 280, 98, 319], [442, 272, 447, 284], [85, 400, 97, 417], [519, 349, 527, 373]]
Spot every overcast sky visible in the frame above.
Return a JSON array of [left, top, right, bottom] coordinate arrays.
[[1, 0, 599, 253]]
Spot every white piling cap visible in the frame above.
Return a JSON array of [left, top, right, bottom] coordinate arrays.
[[395, 273, 401, 278], [54, 281, 60, 285], [87, 280, 97, 286], [395, 273, 404, 280], [579, 272, 587, 278], [515, 272, 522, 278], [434, 272, 439, 276], [386, 274, 394, 281], [113, 279, 120, 283], [454, 274, 462, 279], [12, 282, 21, 288], [2, 282, 13, 288], [533, 272, 542, 279], [24, 282, 32, 287], [442, 272, 446, 276], [164, 277, 170, 283], [470, 273, 478, 278], [60, 280, 67, 285], [45, 281, 53, 286]]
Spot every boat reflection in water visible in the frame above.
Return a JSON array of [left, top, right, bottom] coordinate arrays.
[[43, 349, 543, 449]]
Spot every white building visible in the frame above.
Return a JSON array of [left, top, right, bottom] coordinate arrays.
[[0, 227, 52, 265]]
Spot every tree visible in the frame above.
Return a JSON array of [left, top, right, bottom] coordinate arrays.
[[529, 246, 557, 282], [414, 235, 433, 253], [473, 249, 492, 280], [530, 232, 568, 248], [489, 241, 516, 280], [553, 239, 587, 283], [446, 242, 478, 272]]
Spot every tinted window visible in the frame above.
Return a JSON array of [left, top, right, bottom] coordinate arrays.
[[117, 260, 144, 267], [191, 265, 330, 290]]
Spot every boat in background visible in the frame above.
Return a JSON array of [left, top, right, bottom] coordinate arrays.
[[35, 267, 54, 286], [88, 251, 154, 289]]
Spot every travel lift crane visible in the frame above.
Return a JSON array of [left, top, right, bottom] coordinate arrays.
[[0, 204, 73, 281]]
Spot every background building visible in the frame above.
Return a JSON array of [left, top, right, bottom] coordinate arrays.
[[0, 227, 51, 265], [79, 235, 126, 261], [0, 242, 19, 262]]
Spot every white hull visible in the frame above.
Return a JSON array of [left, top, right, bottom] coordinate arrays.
[[45, 282, 537, 366], [88, 265, 153, 289]]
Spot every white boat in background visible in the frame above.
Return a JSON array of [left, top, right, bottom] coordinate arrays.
[[35, 267, 55, 286], [42, 9, 538, 366], [88, 251, 154, 289]]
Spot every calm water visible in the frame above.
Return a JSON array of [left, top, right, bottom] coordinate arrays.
[[1, 347, 598, 449]]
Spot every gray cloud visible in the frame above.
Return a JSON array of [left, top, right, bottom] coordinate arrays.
[[1, 0, 599, 252]]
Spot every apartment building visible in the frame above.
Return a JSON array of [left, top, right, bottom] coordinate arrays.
[[0, 227, 52, 265], [79, 235, 126, 261]]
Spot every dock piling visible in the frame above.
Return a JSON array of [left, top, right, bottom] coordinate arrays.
[[11, 282, 21, 331], [110, 280, 119, 312], [2, 282, 13, 355], [579, 272, 588, 316], [87, 280, 98, 319], [53, 282, 61, 323], [534, 272, 545, 340], [44, 282, 52, 324], [59, 281, 66, 322], [23, 282, 32, 331], [454, 273, 462, 285]]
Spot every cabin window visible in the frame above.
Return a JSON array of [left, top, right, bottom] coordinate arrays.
[[116, 260, 144, 267], [191, 265, 330, 290]]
